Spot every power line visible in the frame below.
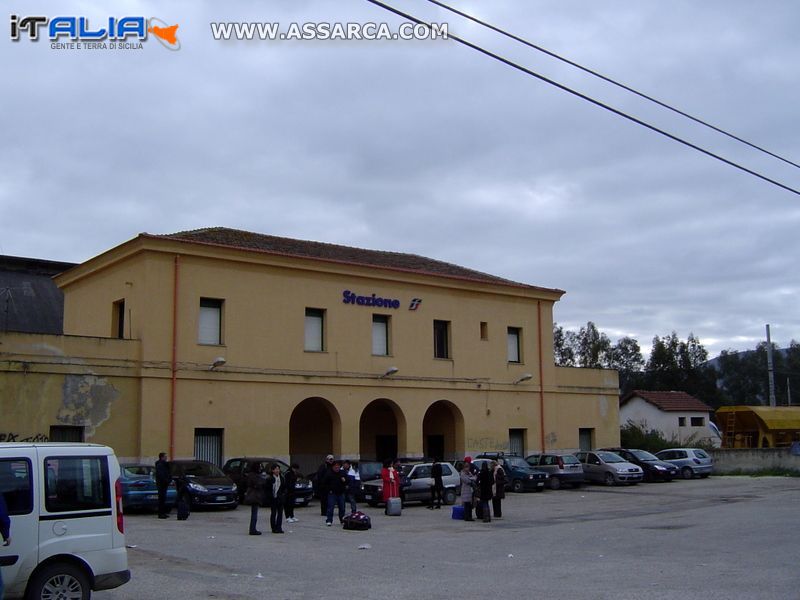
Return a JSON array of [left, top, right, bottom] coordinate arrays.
[[364, 0, 800, 197], [425, 0, 800, 171]]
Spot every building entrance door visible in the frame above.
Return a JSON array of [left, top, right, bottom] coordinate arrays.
[[194, 428, 223, 466]]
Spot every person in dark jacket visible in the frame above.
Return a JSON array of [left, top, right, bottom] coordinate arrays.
[[265, 463, 287, 534], [323, 461, 348, 526], [284, 463, 299, 523], [477, 461, 493, 523], [1, 492, 10, 599], [492, 460, 506, 519], [342, 459, 360, 514], [316, 454, 334, 516], [244, 462, 266, 535], [154, 452, 171, 519], [428, 459, 444, 509]]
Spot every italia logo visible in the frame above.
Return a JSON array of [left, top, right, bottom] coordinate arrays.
[[409, 298, 422, 311], [10, 15, 180, 50]]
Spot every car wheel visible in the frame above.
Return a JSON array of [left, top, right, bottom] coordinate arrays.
[[681, 466, 694, 480], [549, 477, 561, 490], [444, 489, 457, 505], [26, 561, 90, 600], [604, 472, 615, 486], [511, 479, 524, 493]]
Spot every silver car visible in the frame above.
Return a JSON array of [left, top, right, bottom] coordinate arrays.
[[655, 448, 713, 479], [363, 462, 461, 506], [575, 451, 643, 486]]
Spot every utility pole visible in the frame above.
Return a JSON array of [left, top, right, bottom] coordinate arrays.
[[766, 324, 777, 407]]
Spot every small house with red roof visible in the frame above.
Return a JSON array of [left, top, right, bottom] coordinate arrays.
[[620, 390, 718, 446]]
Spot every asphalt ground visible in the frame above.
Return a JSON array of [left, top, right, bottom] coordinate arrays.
[[96, 476, 800, 600]]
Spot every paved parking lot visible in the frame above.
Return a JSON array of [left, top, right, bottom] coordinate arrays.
[[97, 477, 800, 600]]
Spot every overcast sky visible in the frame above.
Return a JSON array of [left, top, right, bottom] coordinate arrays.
[[3, 0, 799, 358]]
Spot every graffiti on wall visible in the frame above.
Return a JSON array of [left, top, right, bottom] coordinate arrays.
[[0, 432, 49, 442], [467, 437, 509, 452], [57, 374, 120, 436]]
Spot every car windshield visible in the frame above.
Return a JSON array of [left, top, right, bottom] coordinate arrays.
[[561, 455, 580, 464], [179, 462, 225, 478], [694, 449, 709, 459], [123, 465, 153, 477], [359, 462, 383, 481], [596, 452, 624, 463], [631, 450, 659, 461]]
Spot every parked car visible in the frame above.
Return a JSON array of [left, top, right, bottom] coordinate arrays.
[[120, 463, 177, 512], [363, 462, 460, 506], [474, 453, 548, 492], [656, 448, 714, 479], [575, 451, 643, 486], [222, 457, 314, 505], [0, 443, 130, 599], [525, 452, 584, 489], [170, 460, 238, 509], [600, 448, 678, 482]]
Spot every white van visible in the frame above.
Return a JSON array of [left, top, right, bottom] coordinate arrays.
[[0, 443, 130, 599]]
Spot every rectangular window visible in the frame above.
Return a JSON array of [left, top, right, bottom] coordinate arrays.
[[372, 314, 390, 356], [507, 327, 521, 363], [44, 455, 110, 513], [112, 299, 125, 339], [690, 416, 705, 427], [199, 298, 223, 345], [305, 308, 325, 352], [678, 417, 687, 427], [480, 321, 488, 341], [0, 458, 33, 515], [433, 320, 450, 359]]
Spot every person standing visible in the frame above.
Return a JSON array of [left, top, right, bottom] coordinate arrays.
[[316, 454, 334, 517], [284, 463, 300, 523], [244, 462, 266, 535], [323, 461, 348, 526], [380, 459, 400, 509], [459, 462, 476, 521], [477, 461, 493, 523], [154, 452, 171, 519], [266, 464, 287, 534], [428, 459, 444, 509], [1, 491, 10, 600], [343, 459, 360, 514], [492, 460, 506, 519]]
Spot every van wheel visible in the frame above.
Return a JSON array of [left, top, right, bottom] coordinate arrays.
[[26, 562, 90, 600]]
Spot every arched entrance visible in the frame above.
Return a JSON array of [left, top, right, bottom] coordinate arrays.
[[290, 397, 341, 475], [423, 400, 464, 462], [359, 399, 406, 462]]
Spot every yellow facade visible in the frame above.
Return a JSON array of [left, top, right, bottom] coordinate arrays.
[[1, 232, 619, 472]]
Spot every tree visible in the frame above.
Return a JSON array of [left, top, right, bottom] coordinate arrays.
[[609, 337, 645, 395], [553, 323, 577, 367], [576, 321, 611, 368]]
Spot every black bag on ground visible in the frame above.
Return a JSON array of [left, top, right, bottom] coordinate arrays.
[[342, 511, 371, 530], [176, 496, 191, 520]]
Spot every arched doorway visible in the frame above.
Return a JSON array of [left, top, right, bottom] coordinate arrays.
[[359, 399, 406, 462], [422, 400, 464, 462], [290, 397, 341, 475]]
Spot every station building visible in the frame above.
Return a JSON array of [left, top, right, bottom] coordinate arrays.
[[0, 228, 620, 472]]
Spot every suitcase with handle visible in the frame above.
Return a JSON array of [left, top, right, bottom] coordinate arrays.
[[385, 497, 402, 516]]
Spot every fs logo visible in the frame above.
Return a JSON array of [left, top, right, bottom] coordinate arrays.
[[409, 298, 423, 311], [10, 15, 180, 50]]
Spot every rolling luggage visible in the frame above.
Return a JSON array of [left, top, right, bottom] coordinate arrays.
[[343, 511, 372, 530], [176, 495, 191, 520], [385, 497, 402, 516]]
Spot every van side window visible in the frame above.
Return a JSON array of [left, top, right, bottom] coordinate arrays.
[[44, 456, 111, 513], [0, 458, 33, 515]]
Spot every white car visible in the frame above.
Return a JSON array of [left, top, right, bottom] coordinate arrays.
[[655, 448, 714, 479], [0, 443, 130, 599], [575, 451, 643, 486]]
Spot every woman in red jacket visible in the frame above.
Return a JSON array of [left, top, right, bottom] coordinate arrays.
[[380, 459, 400, 504]]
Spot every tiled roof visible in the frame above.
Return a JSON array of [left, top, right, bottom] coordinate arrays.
[[150, 227, 559, 291], [621, 390, 712, 413]]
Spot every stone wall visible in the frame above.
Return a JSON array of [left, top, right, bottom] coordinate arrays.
[[710, 447, 800, 474]]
